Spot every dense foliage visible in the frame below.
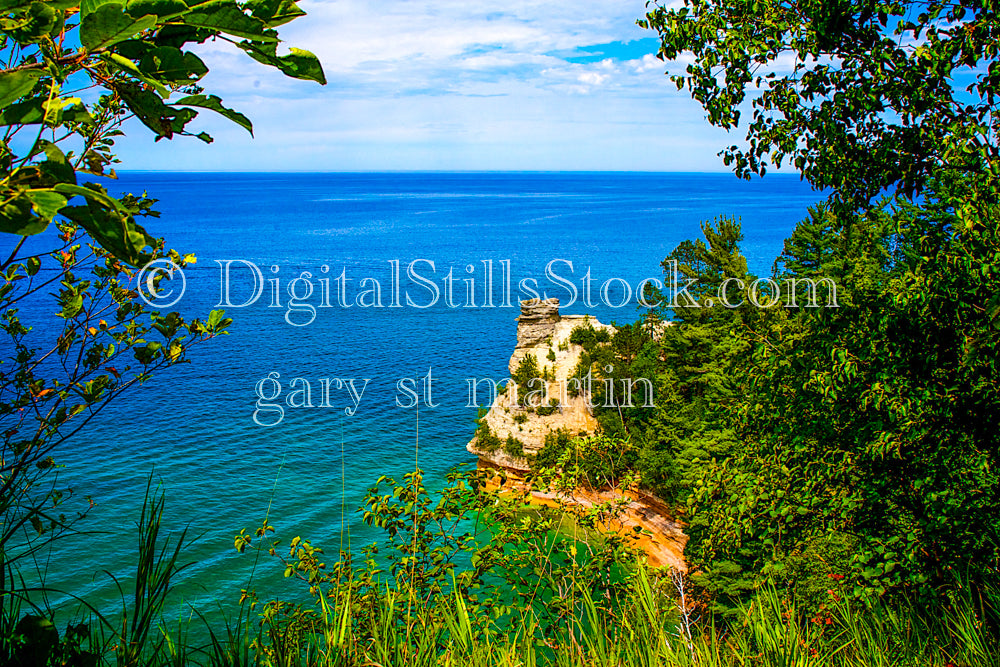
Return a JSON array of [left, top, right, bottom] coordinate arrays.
[[506, 0, 1000, 619], [558, 0, 1000, 614], [640, 0, 1000, 204], [0, 0, 324, 661]]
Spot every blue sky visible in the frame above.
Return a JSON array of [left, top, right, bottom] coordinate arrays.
[[119, 0, 737, 172]]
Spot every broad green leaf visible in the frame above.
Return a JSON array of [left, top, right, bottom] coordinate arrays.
[[114, 38, 152, 59], [174, 93, 252, 135], [60, 103, 95, 125], [125, 0, 187, 18], [53, 183, 126, 212], [26, 189, 68, 220], [237, 42, 325, 84], [80, 3, 157, 51], [0, 194, 47, 235], [14, 141, 79, 188], [147, 23, 210, 49], [60, 203, 156, 266], [43, 96, 84, 124], [181, 0, 274, 41], [0, 96, 93, 126], [0, 96, 44, 125], [245, 0, 305, 28], [0, 69, 42, 108], [81, 0, 123, 18], [2, 97, 87, 134], [138, 46, 208, 84], [115, 83, 196, 137]]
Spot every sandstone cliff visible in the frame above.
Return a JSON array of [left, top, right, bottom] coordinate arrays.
[[466, 298, 613, 472], [466, 298, 688, 571]]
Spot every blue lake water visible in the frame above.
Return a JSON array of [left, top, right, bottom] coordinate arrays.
[[4, 172, 821, 617]]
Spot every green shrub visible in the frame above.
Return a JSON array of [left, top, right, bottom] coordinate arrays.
[[503, 435, 525, 458], [474, 415, 502, 453], [532, 430, 574, 473], [512, 354, 541, 390], [536, 399, 560, 417], [569, 323, 611, 350], [512, 355, 550, 407], [568, 356, 592, 398]]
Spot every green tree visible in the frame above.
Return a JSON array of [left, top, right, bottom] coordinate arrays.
[[641, 0, 1000, 204], [773, 203, 843, 280], [637, 0, 1000, 611], [684, 175, 1000, 611], [512, 353, 544, 408], [1, 0, 324, 255], [634, 217, 755, 501]]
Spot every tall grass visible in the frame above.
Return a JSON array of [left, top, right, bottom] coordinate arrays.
[[195, 566, 994, 667], [4, 478, 998, 665], [5, 526, 999, 665]]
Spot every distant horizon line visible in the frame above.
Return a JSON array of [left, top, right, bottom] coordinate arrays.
[[112, 169, 801, 176]]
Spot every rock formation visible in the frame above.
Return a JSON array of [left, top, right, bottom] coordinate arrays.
[[466, 298, 688, 571], [514, 297, 563, 348], [466, 298, 614, 473]]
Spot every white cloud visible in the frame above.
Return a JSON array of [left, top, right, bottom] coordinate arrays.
[[192, 0, 661, 98], [117, 0, 748, 171], [578, 71, 610, 86], [632, 53, 662, 73]]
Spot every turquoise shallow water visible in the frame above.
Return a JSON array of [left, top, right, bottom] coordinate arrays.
[[4, 172, 821, 617]]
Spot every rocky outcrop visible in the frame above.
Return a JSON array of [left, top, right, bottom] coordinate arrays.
[[515, 298, 562, 348], [466, 298, 613, 473], [466, 299, 689, 571]]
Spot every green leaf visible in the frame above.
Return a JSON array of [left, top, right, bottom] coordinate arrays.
[[0, 96, 45, 125], [37, 140, 76, 185], [0, 96, 93, 126], [60, 202, 156, 266], [53, 183, 122, 210], [114, 83, 196, 137], [81, 0, 122, 18], [26, 189, 68, 220], [80, 3, 157, 51], [0, 69, 42, 108], [114, 38, 152, 59], [181, 0, 274, 41], [245, 0, 305, 28], [148, 23, 211, 49], [237, 42, 325, 84], [125, 0, 187, 18], [138, 46, 208, 84], [0, 194, 47, 235], [175, 93, 252, 135], [103, 52, 170, 97]]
